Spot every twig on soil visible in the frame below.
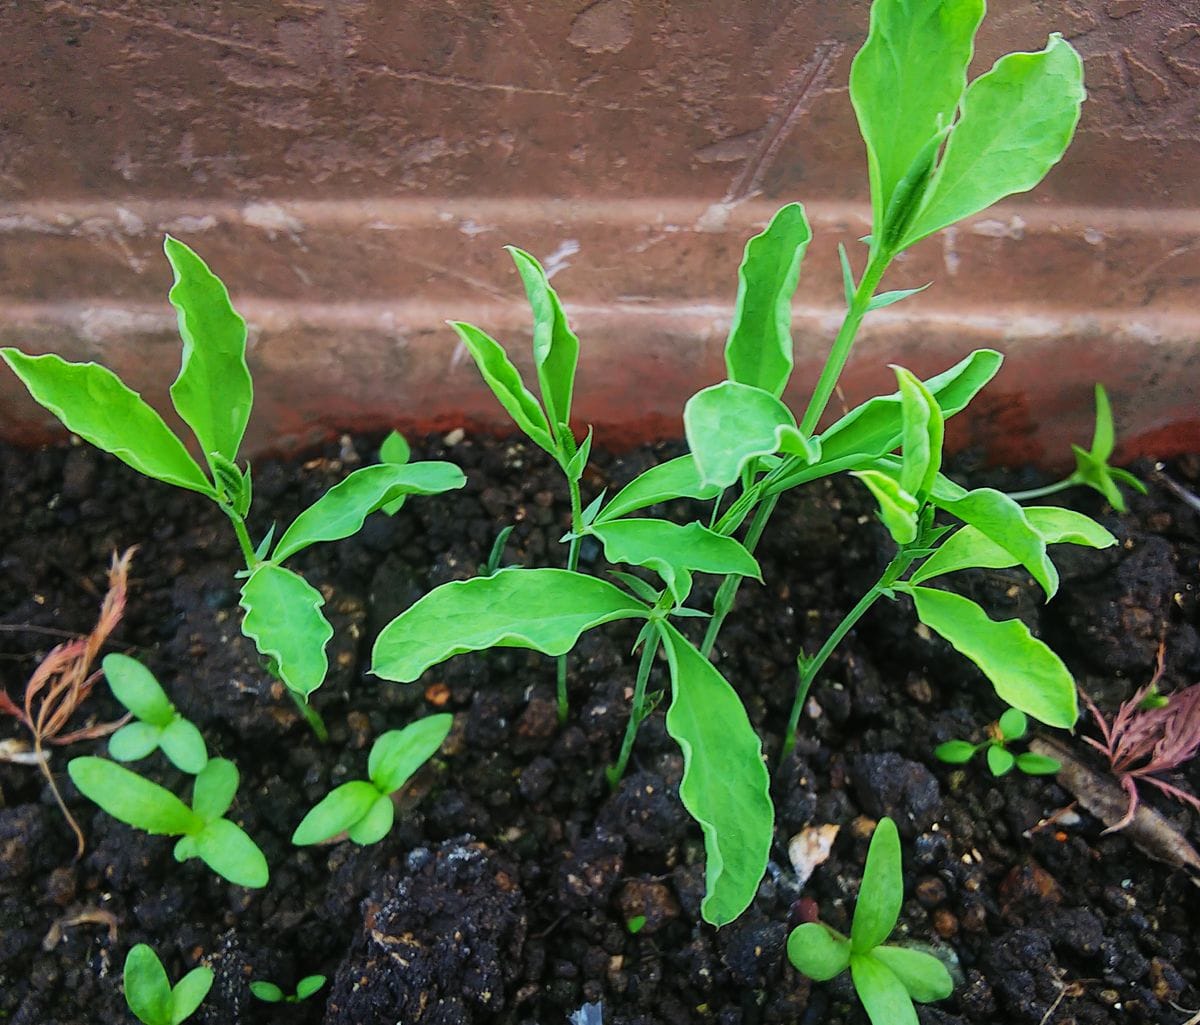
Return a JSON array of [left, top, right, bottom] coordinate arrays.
[[41, 908, 120, 951]]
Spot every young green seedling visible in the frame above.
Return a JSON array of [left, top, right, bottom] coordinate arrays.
[[292, 714, 452, 846], [122, 943, 213, 1025], [68, 756, 268, 887], [2, 240, 466, 739], [788, 817, 952, 1025], [935, 708, 1061, 777], [104, 654, 208, 774], [250, 974, 327, 1004]]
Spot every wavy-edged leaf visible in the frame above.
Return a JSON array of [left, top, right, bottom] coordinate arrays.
[[169, 966, 215, 1025], [273, 462, 465, 562], [68, 757, 200, 836], [658, 622, 772, 927], [596, 455, 721, 524], [903, 35, 1085, 247], [347, 794, 395, 845], [787, 923, 851, 981], [685, 381, 817, 488], [192, 818, 268, 888], [871, 945, 953, 1003], [368, 713, 454, 794], [191, 758, 238, 822], [852, 816, 902, 952], [239, 564, 332, 698], [124, 944, 173, 1025], [164, 236, 253, 466], [907, 585, 1077, 728], [852, 470, 919, 545], [372, 568, 649, 683], [450, 321, 554, 454], [590, 519, 761, 606], [851, 953, 920, 1025], [292, 780, 380, 846], [103, 653, 173, 725], [1, 349, 213, 496], [725, 202, 811, 397]]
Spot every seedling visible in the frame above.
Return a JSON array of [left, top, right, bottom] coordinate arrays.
[[787, 817, 952, 1025], [250, 974, 327, 1004], [104, 654, 208, 774], [292, 714, 452, 846], [369, 0, 1116, 928], [2, 240, 466, 739], [68, 756, 268, 887], [122, 943, 212, 1025], [935, 708, 1061, 777]]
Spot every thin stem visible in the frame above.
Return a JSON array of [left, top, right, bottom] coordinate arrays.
[[606, 628, 661, 787], [221, 504, 259, 568], [701, 493, 779, 657], [1006, 476, 1077, 502], [556, 474, 585, 724], [288, 690, 329, 744]]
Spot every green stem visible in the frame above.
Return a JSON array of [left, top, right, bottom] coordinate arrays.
[[288, 690, 329, 744], [221, 504, 259, 568], [555, 473, 585, 724], [1006, 475, 1077, 502], [606, 627, 661, 787], [701, 493, 779, 657]]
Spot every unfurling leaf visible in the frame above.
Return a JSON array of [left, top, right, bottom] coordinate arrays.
[[851, 469, 918, 545]]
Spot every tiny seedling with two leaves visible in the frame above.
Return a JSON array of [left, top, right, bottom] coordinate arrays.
[[788, 817, 952, 1025], [104, 654, 208, 774], [250, 974, 327, 1004], [122, 943, 212, 1025], [935, 707, 1062, 777]]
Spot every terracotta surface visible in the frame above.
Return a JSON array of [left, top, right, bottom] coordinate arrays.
[[2, 1, 1198, 464]]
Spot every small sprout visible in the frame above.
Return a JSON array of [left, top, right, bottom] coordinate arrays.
[[625, 915, 647, 935], [292, 714, 452, 846], [935, 708, 1061, 778], [123, 943, 213, 1025], [68, 757, 268, 887], [250, 974, 327, 1004], [104, 654, 208, 774], [787, 817, 953, 1025]]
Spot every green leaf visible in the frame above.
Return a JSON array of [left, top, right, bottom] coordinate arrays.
[[933, 740, 976, 764], [273, 462, 465, 562], [589, 519, 761, 606], [103, 654, 174, 725], [596, 455, 722, 524], [159, 718, 209, 775], [851, 470, 919, 545], [371, 568, 649, 683], [866, 284, 930, 312], [368, 714, 453, 794], [565, 426, 593, 482], [850, 953, 921, 1025], [724, 202, 812, 397], [507, 246, 580, 442], [658, 622, 773, 927], [192, 818, 269, 888], [987, 745, 1015, 776], [850, 0, 984, 247], [902, 35, 1085, 247], [209, 452, 251, 517], [250, 982, 284, 1003], [191, 758, 238, 822], [787, 923, 852, 982], [852, 816, 902, 953], [1091, 383, 1115, 462], [895, 366, 943, 498], [292, 780, 381, 846], [109, 722, 163, 763], [0, 350, 214, 496], [295, 976, 327, 1000], [998, 707, 1027, 741], [1069, 386, 1147, 513], [609, 571, 663, 605], [347, 793, 395, 845], [164, 236, 253, 466], [238, 564, 333, 698], [838, 243, 857, 307], [169, 966, 215, 1025], [685, 381, 817, 488], [379, 429, 412, 515], [450, 321, 555, 455], [124, 944, 173, 1025], [871, 945, 953, 1003], [68, 757, 200, 836], [908, 586, 1078, 728], [1016, 752, 1061, 775]]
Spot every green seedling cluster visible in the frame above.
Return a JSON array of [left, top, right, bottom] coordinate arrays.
[[935, 707, 1062, 777], [104, 654, 208, 774], [122, 943, 212, 1025], [250, 974, 327, 1004], [292, 713, 452, 846], [788, 817, 952, 1025]]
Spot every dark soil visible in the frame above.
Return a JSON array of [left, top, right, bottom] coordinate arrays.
[[1, 433, 1198, 1025]]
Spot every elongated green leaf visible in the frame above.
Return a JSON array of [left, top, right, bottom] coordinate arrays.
[[379, 429, 412, 515], [658, 622, 772, 927], [903, 35, 1085, 247], [124, 944, 173, 1025], [109, 722, 163, 763], [851, 953, 921, 1025], [872, 945, 953, 1002], [347, 794, 395, 845], [192, 818, 269, 888], [895, 367, 942, 498], [368, 714, 454, 794], [596, 455, 721, 524], [169, 966, 215, 1025], [787, 923, 852, 982], [238, 564, 332, 698], [164, 236, 253, 466], [292, 780, 381, 846], [1016, 752, 1061, 775], [852, 816, 902, 952], [685, 381, 817, 488], [933, 740, 976, 764], [191, 758, 238, 822], [159, 718, 209, 775], [103, 654, 174, 726], [590, 519, 761, 606], [508, 246, 579, 441], [725, 203, 812, 397], [908, 586, 1077, 727], [850, 0, 984, 242], [372, 568, 649, 683], [68, 757, 200, 836], [1, 350, 214, 496], [852, 470, 919, 545], [1090, 383, 1115, 462], [450, 321, 554, 454], [273, 462, 465, 562], [867, 284, 930, 312]]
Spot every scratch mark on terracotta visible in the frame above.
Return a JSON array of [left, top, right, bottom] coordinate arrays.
[[971, 215, 1026, 240], [541, 240, 580, 280], [361, 63, 569, 98], [943, 226, 961, 277], [404, 256, 519, 305]]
